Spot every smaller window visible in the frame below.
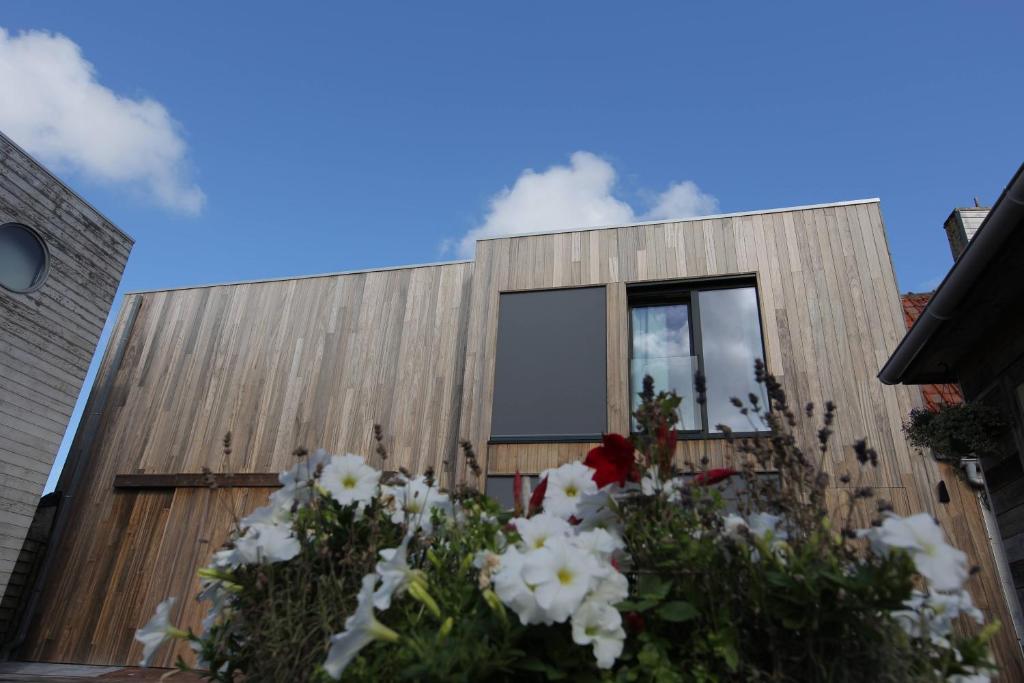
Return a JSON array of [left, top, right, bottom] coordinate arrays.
[[0, 223, 49, 293], [485, 474, 540, 510], [628, 280, 768, 437]]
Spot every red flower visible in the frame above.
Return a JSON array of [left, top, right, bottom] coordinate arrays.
[[693, 468, 738, 486], [656, 423, 678, 453], [584, 433, 638, 488], [528, 475, 548, 516], [624, 612, 646, 634]]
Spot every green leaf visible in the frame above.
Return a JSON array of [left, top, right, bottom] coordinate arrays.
[[636, 574, 673, 601], [655, 601, 698, 622], [617, 598, 659, 613]]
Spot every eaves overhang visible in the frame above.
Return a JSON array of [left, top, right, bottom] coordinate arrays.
[[879, 163, 1024, 386]]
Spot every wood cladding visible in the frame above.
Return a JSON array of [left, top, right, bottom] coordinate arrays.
[[21, 261, 473, 665], [0, 133, 132, 601], [457, 203, 1023, 675], [21, 200, 1023, 674]]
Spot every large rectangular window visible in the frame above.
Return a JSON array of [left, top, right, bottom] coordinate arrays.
[[490, 286, 607, 442], [629, 280, 768, 435]]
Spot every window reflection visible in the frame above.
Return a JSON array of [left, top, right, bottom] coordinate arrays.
[[697, 287, 768, 432], [630, 304, 702, 431]]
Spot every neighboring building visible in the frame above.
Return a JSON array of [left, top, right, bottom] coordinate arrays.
[[900, 292, 963, 411], [945, 205, 991, 261], [14, 197, 1024, 675], [0, 133, 133, 605], [882, 163, 1024, 644]]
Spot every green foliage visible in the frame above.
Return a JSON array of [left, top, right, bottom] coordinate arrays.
[[903, 403, 1006, 461], [608, 363, 996, 682]]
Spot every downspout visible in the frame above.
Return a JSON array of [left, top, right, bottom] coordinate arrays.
[[879, 164, 1024, 384], [1, 295, 142, 660]]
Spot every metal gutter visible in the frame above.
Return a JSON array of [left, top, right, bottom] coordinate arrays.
[[879, 163, 1024, 385]]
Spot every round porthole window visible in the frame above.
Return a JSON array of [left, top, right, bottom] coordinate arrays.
[[0, 222, 50, 293]]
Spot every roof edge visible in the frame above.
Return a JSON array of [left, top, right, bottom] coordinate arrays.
[[124, 259, 474, 295], [0, 131, 134, 244]]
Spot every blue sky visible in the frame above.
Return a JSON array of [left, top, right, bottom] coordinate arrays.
[[1, 1, 1021, 492]]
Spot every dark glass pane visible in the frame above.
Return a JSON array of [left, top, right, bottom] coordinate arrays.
[[491, 286, 607, 439], [630, 304, 701, 430], [485, 475, 539, 510], [0, 224, 47, 292], [697, 287, 768, 432]]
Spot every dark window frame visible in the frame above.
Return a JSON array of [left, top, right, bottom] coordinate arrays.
[[627, 275, 770, 440], [0, 222, 50, 294]]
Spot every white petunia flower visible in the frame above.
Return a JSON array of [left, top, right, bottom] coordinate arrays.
[[722, 513, 748, 538], [323, 574, 400, 680], [874, 514, 969, 592], [573, 527, 625, 562], [513, 514, 571, 551], [522, 543, 601, 622], [321, 453, 381, 508], [641, 470, 685, 501], [574, 490, 623, 535], [382, 475, 450, 534], [571, 600, 626, 669], [589, 569, 629, 606], [543, 462, 599, 519], [374, 534, 416, 610], [492, 547, 549, 626], [135, 597, 187, 667], [232, 522, 301, 564], [747, 512, 787, 541]]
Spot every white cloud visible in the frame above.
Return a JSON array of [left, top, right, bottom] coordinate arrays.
[[0, 27, 204, 214], [451, 151, 716, 258], [644, 180, 719, 221]]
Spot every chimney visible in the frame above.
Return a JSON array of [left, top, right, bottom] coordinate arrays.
[[943, 206, 989, 260]]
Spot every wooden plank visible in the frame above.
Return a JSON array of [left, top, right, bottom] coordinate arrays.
[[112, 473, 282, 489]]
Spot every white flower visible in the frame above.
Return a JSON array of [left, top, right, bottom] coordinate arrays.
[[641, 471, 684, 501], [522, 542, 601, 622], [722, 513, 748, 538], [892, 588, 984, 649], [323, 574, 400, 680], [571, 600, 626, 669], [589, 569, 629, 606], [383, 475, 449, 534], [513, 514, 571, 551], [492, 547, 549, 625], [747, 512, 787, 541], [233, 523, 301, 564], [874, 514, 969, 592], [321, 453, 381, 508], [374, 534, 416, 610], [574, 490, 623, 535], [573, 528, 625, 561], [543, 462, 599, 519], [135, 597, 186, 667]]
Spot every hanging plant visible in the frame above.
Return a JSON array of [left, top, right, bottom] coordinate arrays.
[[902, 403, 1007, 462]]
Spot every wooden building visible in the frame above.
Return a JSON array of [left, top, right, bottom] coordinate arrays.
[[16, 197, 1024, 674], [0, 133, 132, 606]]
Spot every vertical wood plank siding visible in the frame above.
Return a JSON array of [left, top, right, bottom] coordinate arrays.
[[457, 203, 1023, 675], [22, 262, 473, 665], [0, 134, 132, 601]]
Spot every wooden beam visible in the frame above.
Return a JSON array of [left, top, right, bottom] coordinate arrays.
[[112, 473, 281, 489]]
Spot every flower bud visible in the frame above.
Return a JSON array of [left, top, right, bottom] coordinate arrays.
[[408, 582, 442, 619], [437, 616, 454, 640]]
